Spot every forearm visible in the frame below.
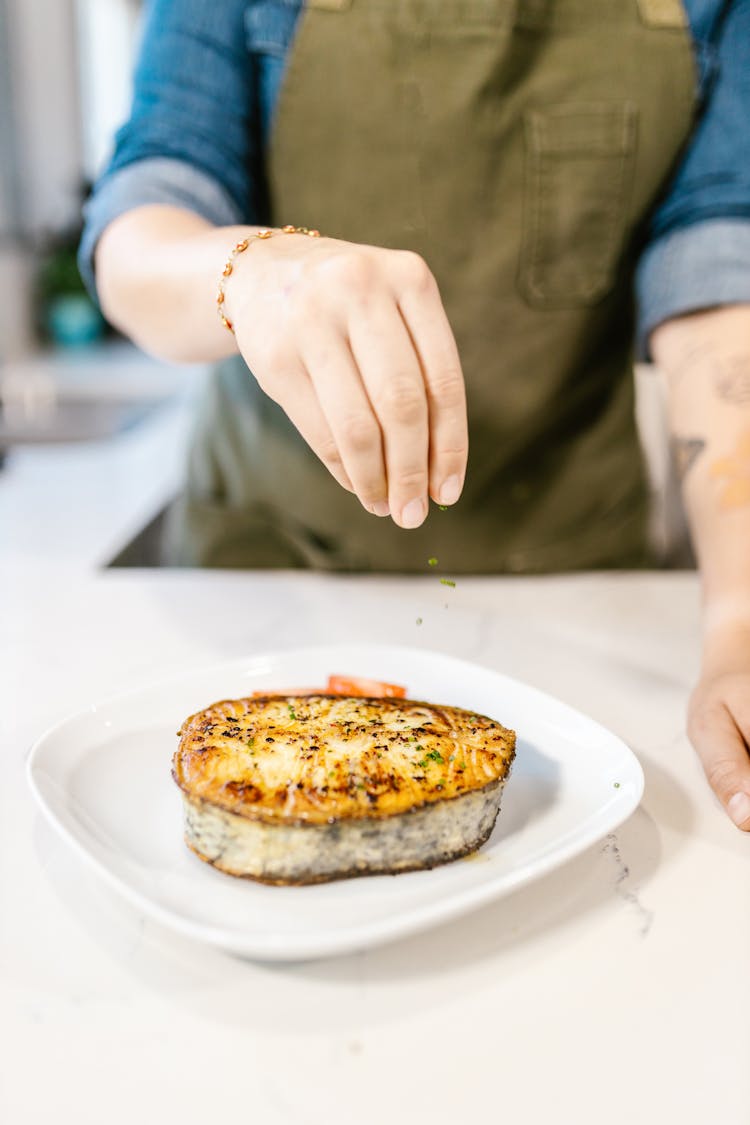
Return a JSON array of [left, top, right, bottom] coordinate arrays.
[[652, 304, 750, 649], [95, 204, 262, 363]]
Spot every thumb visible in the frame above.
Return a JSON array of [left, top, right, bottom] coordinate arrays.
[[688, 698, 750, 830]]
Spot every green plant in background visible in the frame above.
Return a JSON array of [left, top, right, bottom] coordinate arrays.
[[34, 204, 107, 348], [36, 237, 87, 304]]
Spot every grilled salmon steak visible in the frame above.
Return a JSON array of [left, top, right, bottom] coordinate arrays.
[[173, 694, 516, 884]]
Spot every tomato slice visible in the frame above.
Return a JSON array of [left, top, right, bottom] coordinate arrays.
[[325, 675, 407, 698], [249, 677, 408, 699]]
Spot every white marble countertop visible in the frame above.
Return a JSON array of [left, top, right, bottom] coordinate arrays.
[[3, 565, 748, 1124]]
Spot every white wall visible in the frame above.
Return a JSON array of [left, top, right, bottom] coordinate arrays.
[[1, 0, 83, 354], [76, 0, 141, 181], [5, 0, 83, 236], [0, 0, 141, 356]]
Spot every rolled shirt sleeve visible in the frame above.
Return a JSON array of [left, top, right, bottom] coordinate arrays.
[[636, 218, 750, 352], [78, 0, 262, 306], [78, 156, 244, 301], [636, 0, 750, 353]]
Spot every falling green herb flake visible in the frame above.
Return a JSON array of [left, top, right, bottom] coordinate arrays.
[[428, 557, 438, 567], [440, 578, 456, 588], [613, 781, 621, 789], [416, 617, 423, 626], [438, 505, 448, 511]]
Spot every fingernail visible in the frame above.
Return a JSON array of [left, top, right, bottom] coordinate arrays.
[[401, 498, 426, 529], [727, 791, 750, 828], [438, 475, 462, 506], [372, 500, 390, 517]]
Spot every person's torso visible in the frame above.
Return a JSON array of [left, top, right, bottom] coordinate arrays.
[[174, 0, 699, 573], [245, 0, 725, 142]]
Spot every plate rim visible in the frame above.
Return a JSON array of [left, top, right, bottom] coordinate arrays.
[[27, 642, 645, 960]]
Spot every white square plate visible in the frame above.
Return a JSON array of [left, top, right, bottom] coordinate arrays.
[[27, 644, 643, 961]]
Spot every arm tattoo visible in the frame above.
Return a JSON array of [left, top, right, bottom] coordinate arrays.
[[710, 432, 750, 510], [711, 353, 750, 406], [671, 436, 706, 482], [665, 342, 750, 407]]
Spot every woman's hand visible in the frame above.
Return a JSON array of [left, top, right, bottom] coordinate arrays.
[[688, 620, 750, 830], [224, 233, 468, 529]]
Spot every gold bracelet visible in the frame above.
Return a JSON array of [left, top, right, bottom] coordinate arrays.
[[216, 224, 321, 333]]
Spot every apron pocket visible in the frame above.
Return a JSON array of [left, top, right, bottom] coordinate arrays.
[[519, 101, 637, 307]]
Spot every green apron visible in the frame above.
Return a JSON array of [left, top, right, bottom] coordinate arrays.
[[166, 0, 696, 573]]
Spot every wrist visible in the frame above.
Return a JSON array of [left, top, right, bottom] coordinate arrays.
[[703, 593, 750, 629], [217, 225, 320, 334], [700, 599, 750, 675]]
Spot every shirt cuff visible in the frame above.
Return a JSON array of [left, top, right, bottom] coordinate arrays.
[[636, 219, 750, 359], [78, 156, 244, 306]]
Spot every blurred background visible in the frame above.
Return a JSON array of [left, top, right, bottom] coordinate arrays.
[[0, 0, 689, 570], [0, 0, 209, 569], [1, 0, 139, 355]]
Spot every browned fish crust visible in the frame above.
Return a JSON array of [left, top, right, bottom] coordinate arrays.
[[174, 693, 515, 826]]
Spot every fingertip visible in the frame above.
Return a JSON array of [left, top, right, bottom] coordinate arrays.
[[398, 497, 427, 529], [436, 474, 463, 507], [727, 791, 750, 830]]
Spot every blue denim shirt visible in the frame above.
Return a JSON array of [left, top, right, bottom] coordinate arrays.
[[79, 0, 750, 354]]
